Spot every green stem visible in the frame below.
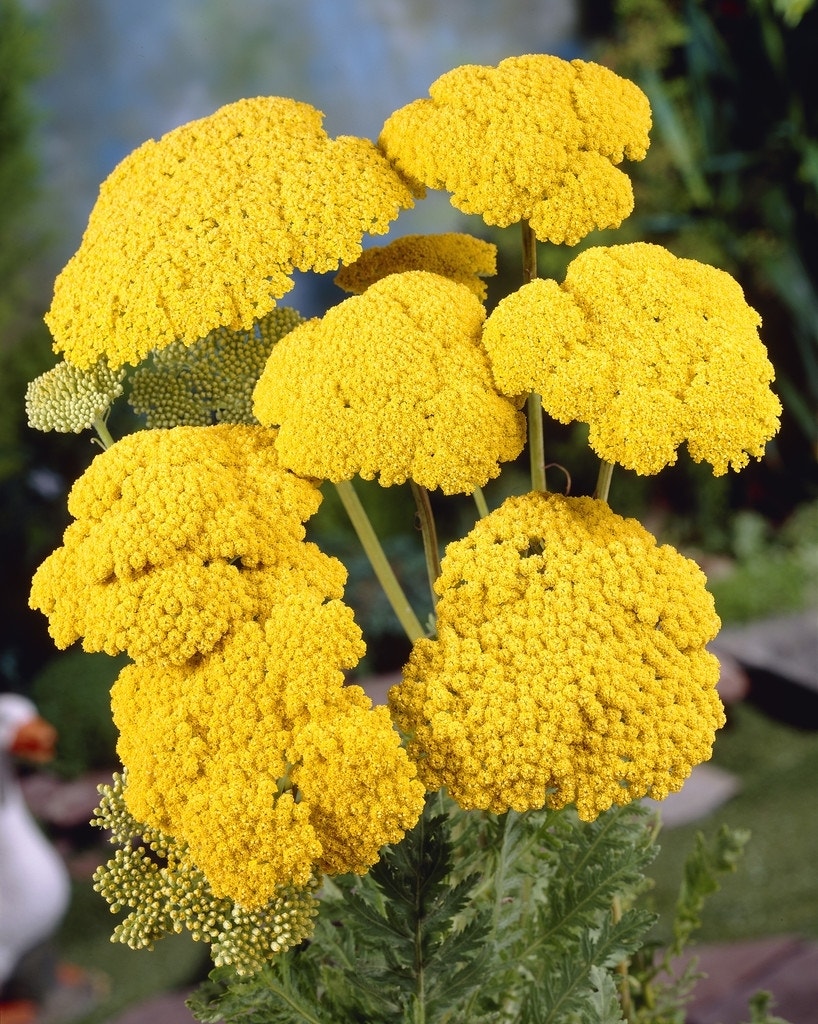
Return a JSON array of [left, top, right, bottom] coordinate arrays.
[[593, 460, 615, 503], [92, 415, 115, 450], [612, 895, 634, 1023], [527, 393, 547, 493], [333, 479, 425, 643], [472, 486, 489, 520], [521, 220, 547, 493], [410, 480, 441, 609]]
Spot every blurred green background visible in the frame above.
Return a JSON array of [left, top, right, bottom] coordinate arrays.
[[1, 0, 816, 1018]]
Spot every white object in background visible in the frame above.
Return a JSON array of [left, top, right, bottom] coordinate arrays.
[[0, 694, 71, 986]]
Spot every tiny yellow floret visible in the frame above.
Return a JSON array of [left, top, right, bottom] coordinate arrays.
[[253, 271, 525, 493], [46, 97, 416, 369], [390, 492, 725, 821], [335, 233, 497, 300], [482, 243, 782, 475], [379, 54, 651, 245]]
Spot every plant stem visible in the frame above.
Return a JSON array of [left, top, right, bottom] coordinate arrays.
[[334, 479, 425, 643], [92, 415, 115, 450], [521, 220, 547, 493], [612, 895, 634, 1022], [527, 393, 547, 493], [593, 460, 615, 503], [472, 486, 490, 519], [410, 480, 441, 608]]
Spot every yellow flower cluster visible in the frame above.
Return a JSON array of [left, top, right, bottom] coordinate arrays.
[[29, 424, 341, 663], [46, 97, 416, 369], [93, 773, 320, 974], [483, 243, 782, 475], [31, 424, 424, 909], [335, 233, 497, 300], [253, 271, 525, 494], [25, 357, 125, 434], [379, 54, 651, 245], [112, 607, 424, 908], [129, 307, 304, 428], [389, 492, 724, 821]]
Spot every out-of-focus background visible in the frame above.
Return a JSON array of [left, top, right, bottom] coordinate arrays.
[[1, 1, 816, 1022]]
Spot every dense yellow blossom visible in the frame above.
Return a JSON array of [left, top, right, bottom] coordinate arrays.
[[379, 54, 651, 245], [482, 243, 782, 475], [253, 271, 525, 494], [389, 492, 724, 821], [25, 357, 125, 434], [29, 424, 345, 664], [335, 233, 497, 300], [129, 307, 304, 427], [92, 773, 320, 974], [112, 605, 424, 908], [46, 97, 416, 369]]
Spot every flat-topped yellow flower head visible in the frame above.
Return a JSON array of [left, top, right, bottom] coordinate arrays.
[[113, 604, 424, 909], [335, 233, 497, 300], [46, 97, 416, 369], [483, 243, 782, 475], [390, 492, 724, 821], [29, 424, 345, 664], [253, 271, 526, 494], [379, 54, 651, 245]]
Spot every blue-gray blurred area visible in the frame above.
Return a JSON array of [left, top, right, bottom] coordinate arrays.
[[28, 0, 578, 286]]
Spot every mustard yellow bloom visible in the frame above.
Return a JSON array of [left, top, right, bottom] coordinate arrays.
[[335, 233, 497, 300], [93, 772, 320, 975], [46, 97, 416, 369], [25, 357, 125, 434], [379, 55, 651, 245], [29, 424, 344, 664], [113, 603, 424, 908], [129, 307, 304, 428], [389, 492, 724, 821], [253, 271, 525, 494], [483, 243, 782, 475]]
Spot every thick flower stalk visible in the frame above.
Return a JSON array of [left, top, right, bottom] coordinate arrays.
[[253, 270, 525, 494], [29, 424, 344, 664], [129, 307, 304, 427], [112, 605, 424, 908], [335, 232, 497, 300], [482, 242, 782, 475], [379, 54, 651, 245], [390, 492, 724, 821], [25, 357, 125, 434], [92, 773, 320, 974], [45, 97, 417, 369]]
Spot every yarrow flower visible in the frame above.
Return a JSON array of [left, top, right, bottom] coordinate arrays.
[[253, 271, 525, 494], [482, 243, 782, 475], [389, 492, 724, 821], [92, 772, 320, 974], [29, 424, 344, 664], [379, 54, 651, 245], [335, 233, 497, 300], [112, 607, 424, 908], [129, 307, 304, 428], [45, 97, 417, 369], [25, 357, 125, 434]]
